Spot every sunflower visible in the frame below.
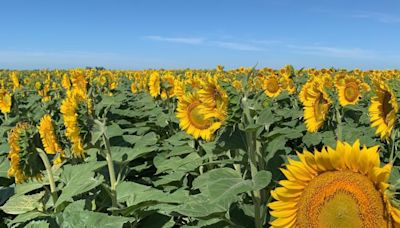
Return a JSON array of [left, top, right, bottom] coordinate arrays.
[[38, 114, 63, 155], [130, 82, 138, 94], [10, 71, 20, 92], [0, 89, 12, 114], [176, 93, 223, 141], [268, 140, 400, 227], [232, 79, 243, 91], [61, 74, 71, 90], [301, 79, 331, 133], [198, 75, 228, 110], [161, 72, 175, 99], [263, 74, 282, 97], [148, 71, 161, 98], [369, 81, 398, 139], [336, 75, 369, 106], [173, 79, 186, 99], [60, 89, 85, 157], [8, 123, 43, 183]]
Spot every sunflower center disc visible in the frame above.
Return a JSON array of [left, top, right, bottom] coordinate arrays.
[[188, 104, 210, 130], [382, 91, 394, 124], [267, 79, 279, 93], [344, 82, 359, 102], [313, 94, 329, 122], [297, 171, 386, 228]]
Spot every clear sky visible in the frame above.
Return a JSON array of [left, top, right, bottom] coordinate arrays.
[[0, 0, 399, 69]]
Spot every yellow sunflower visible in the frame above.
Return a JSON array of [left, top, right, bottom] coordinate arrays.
[[130, 82, 138, 94], [8, 123, 30, 183], [61, 74, 71, 90], [369, 81, 398, 139], [10, 71, 20, 92], [336, 75, 369, 106], [198, 75, 228, 109], [0, 89, 12, 114], [263, 74, 282, 97], [60, 89, 85, 157], [268, 140, 400, 227], [176, 93, 223, 141], [161, 72, 175, 99], [173, 79, 186, 99], [8, 123, 43, 183], [301, 79, 331, 133], [148, 71, 161, 98], [38, 114, 63, 155]]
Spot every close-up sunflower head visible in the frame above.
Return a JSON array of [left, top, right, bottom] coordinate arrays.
[[268, 140, 400, 227]]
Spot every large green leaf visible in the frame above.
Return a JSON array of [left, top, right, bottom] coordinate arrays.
[[55, 162, 106, 207], [25, 220, 49, 228], [0, 191, 45, 215], [57, 210, 133, 228]]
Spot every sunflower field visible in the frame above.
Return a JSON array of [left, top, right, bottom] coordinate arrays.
[[0, 66, 400, 227]]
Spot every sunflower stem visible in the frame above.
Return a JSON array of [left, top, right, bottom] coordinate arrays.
[[242, 95, 264, 228], [247, 131, 263, 228], [389, 129, 397, 164], [102, 134, 118, 209], [335, 106, 343, 141], [37, 148, 58, 205]]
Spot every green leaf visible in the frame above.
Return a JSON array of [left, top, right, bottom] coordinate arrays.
[[14, 181, 45, 197], [55, 162, 106, 207], [0, 191, 45, 215], [154, 153, 202, 174], [105, 123, 124, 139], [9, 211, 48, 225], [256, 109, 274, 126], [25, 220, 49, 228], [253, 170, 272, 191], [57, 210, 133, 228], [175, 194, 226, 218], [207, 168, 253, 207], [303, 132, 322, 147]]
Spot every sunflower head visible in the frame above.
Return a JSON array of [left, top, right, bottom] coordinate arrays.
[[161, 73, 175, 99], [60, 89, 90, 158], [336, 75, 369, 106], [369, 81, 398, 139], [0, 89, 12, 114], [8, 122, 44, 183], [38, 114, 63, 155], [263, 74, 281, 97], [198, 75, 228, 109], [176, 93, 223, 141], [268, 140, 400, 227], [148, 71, 161, 98], [173, 79, 186, 99], [301, 78, 332, 133]]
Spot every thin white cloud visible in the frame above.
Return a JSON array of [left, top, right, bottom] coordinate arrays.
[[212, 41, 263, 51], [351, 11, 400, 24], [286, 44, 378, 59], [144, 35, 205, 44], [145, 35, 264, 51]]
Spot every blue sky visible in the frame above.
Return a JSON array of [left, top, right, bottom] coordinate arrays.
[[0, 0, 399, 69]]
